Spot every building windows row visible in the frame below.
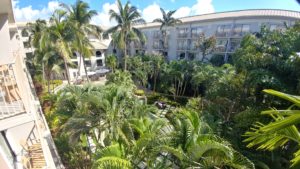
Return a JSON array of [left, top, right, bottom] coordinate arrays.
[[232, 24, 250, 37], [177, 52, 196, 60]]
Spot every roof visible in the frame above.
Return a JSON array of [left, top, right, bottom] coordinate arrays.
[[90, 41, 108, 50], [135, 9, 300, 29]]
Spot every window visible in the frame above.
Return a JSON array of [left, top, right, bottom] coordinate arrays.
[[153, 31, 161, 39], [178, 52, 186, 60], [215, 39, 228, 53], [21, 29, 29, 37], [191, 27, 203, 38], [233, 24, 250, 36], [216, 39, 228, 46], [23, 42, 30, 48], [188, 52, 196, 60], [216, 25, 231, 37], [73, 61, 78, 65], [97, 59, 103, 66], [153, 40, 161, 49], [96, 51, 102, 57], [177, 28, 189, 38], [270, 24, 286, 31], [72, 52, 77, 59], [84, 60, 91, 67], [113, 49, 117, 54], [177, 40, 188, 50], [229, 39, 241, 52], [190, 40, 198, 50]]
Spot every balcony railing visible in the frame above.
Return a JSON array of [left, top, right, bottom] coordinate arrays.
[[214, 46, 227, 53], [0, 64, 25, 119]]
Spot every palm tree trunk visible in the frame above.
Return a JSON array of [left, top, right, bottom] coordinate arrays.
[[75, 52, 82, 82], [83, 60, 90, 83], [153, 72, 158, 92], [201, 51, 206, 62], [62, 56, 71, 85], [124, 41, 127, 71]]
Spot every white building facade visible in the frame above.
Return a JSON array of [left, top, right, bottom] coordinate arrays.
[[0, 0, 63, 168], [129, 9, 300, 61]]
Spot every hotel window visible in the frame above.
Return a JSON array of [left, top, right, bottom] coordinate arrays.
[[190, 40, 198, 51], [177, 28, 189, 38], [153, 40, 161, 49], [84, 60, 92, 67], [72, 52, 77, 59], [177, 40, 188, 50], [191, 27, 203, 38], [97, 59, 103, 66], [178, 52, 186, 60], [216, 25, 231, 37], [21, 29, 29, 37], [270, 24, 286, 31], [233, 24, 250, 37], [96, 51, 102, 57], [229, 39, 241, 52], [153, 31, 161, 39], [23, 42, 30, 48], [215, 39, 228, 53], [187, 52, 196, 60]]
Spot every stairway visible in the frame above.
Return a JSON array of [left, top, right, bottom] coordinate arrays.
[[28, 142, 46, 169]]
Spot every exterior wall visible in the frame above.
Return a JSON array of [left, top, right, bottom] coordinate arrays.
[[126, 10, 300, 61], [0, 14, 12, 64]]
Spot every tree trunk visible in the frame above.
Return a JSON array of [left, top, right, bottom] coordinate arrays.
[[124, 41, 127, 71], [201, 51, 206, 62], [75, 52, 82, 82], [153, 72, 157, 92], [83, 56, 90, 83], [62, 56, 71, 85], [47, 73, 50, 94]]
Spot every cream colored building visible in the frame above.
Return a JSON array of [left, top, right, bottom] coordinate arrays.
[[128, 9, 300, 61], [0, 0, 63, 168], [16, 22, 111, 82]]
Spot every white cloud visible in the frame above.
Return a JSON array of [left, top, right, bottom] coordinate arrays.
[[12, 0, 215, 27], [91, 2, 118, 27], [173, 7, 191, 18], [191, 0, 214, 15], [142, 3, 162, 22], [13, 0, 60, 22]]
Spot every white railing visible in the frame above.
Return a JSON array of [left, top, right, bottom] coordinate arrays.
[[0, 64, 25, 119], [13, 50, 64, 168]]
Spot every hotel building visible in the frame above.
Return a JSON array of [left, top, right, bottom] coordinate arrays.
[[129, 9, 300, 61], [0, 0, 63, 168]]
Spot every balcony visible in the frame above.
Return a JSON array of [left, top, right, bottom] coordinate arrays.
[[214, 46, 227, 53], [0, 64, 25, 120]]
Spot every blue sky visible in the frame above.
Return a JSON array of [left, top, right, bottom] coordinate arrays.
[[13, 0, 300, 26]]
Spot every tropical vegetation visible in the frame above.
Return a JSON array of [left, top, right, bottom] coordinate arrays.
[[24, 0, 300, 168]]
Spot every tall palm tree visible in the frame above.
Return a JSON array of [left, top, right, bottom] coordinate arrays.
[[105, 0, 145, 71], [153, 8, 182, 57], [24, 20, 47, 78], [61, 0, 102, 82], [47, 10, 75, 84]]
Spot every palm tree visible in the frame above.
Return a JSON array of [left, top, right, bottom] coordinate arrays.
[[244, 89, 300, 167], [153, 8, 182, 57], [105, 55, 117, 73], [47, 10, 75, 84], [61, 0, 102, 82], [24, 20, 47, 78], [34, 45, 62, 93], [105, 0, 145, 71]]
